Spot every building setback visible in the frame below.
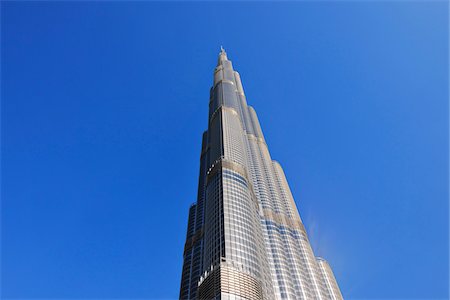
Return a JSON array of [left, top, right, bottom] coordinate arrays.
[[179, 48, 343, 300]]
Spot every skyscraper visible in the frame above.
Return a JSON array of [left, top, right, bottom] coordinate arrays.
[[179, 48, 343, 300]]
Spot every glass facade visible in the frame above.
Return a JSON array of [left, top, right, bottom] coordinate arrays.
[[179, 48, 343, 300]]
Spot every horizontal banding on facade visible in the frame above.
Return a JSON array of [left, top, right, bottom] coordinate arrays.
[[198, 263, 263, 300], [246, 133, 266, 146], [212, 79, 235, 90], [206, 158, 249, 186], [205, 158, 263, 221], [262, 209, 307, 235], [208, 105, 239, 127]]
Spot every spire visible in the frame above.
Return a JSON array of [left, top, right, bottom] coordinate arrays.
[[217, 46, 228, 66]]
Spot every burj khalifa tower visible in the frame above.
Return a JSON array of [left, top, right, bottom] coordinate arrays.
[[179, 48, 343, 300]]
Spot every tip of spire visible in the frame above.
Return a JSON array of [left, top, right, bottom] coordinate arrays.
[[217, 46, 228, 66]]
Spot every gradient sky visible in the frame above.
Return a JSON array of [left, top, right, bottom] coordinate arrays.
[[2, 2, 448, 299]]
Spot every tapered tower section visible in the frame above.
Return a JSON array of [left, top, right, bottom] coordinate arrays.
[[179, 49, 343, 300]]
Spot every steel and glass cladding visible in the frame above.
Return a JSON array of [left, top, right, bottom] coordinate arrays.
[[179, 48, 343, 300]]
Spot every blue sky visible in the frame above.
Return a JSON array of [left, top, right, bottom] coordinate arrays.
[[1, 2, 448, 299]]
